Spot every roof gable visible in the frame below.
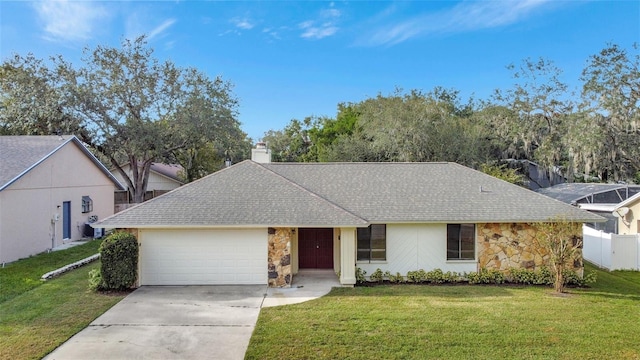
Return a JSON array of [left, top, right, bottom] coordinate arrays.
[[0, 135, 125, 191], [97, 161, 367, 228]]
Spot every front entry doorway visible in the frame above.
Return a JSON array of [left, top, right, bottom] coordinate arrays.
[[298, 228, 334, 269]]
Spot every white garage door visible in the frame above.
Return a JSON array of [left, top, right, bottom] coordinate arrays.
[[139, 229, 267, 285]]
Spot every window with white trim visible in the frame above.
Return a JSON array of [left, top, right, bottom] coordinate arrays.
[[357, 224, 386, 262], [447, 224, 475, 260]]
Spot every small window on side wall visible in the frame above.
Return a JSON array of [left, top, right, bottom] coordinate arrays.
[[82, 196, 93, 213], [357, 224, 386, 262], [447, 224, 475, 260]]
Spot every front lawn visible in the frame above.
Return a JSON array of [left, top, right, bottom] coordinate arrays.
[[0, 239, 102, 303], [0, 241, 127, 360], [247, 263, 640, 359]]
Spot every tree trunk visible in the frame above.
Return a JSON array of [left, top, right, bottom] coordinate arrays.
[[554, 266, 564, 293]]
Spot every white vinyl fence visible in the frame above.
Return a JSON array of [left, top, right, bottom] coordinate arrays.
[[583, 225, 640, 271]]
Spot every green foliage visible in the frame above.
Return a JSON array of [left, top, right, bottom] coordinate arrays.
[[1, 37, 246, 201], [369, 268, 384, 283], [532, 218, 583, 293], [406, 269, 427, 283], [384, 271, 405, 284], [564, 269, 597, 287], [480, 162, 525, 186], [355, 267, 367, 284], [88, 268, 102, 291], [97, 232, 138, 291], [467, 268, 506, 284], [508, 267, 554, 285]]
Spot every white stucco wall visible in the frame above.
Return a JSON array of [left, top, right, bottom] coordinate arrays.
[[356, 223, 478, 276], [618, 200, 639, 235], [0, 143, 116, 264]]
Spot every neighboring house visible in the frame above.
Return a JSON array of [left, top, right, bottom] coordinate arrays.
[[97, 150, 602, 287], [504, 159, 566, 190], [0, 135, 124, 264], [614, 192, 640, 235], [112, 162, 184, 211], [536, 183, 640, 234]]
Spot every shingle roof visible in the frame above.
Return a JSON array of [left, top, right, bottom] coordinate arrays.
[[97, 161, 368, 228], [0, 135, 124, 191], [97, 160, 603, 228], [150, 163, 184, 183]]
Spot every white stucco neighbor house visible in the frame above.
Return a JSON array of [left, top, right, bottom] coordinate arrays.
[[112, 162, 183, 194], [614, 192, 640, 235], [96, 148, 603, 287], [112, 162, 184, 211], [0, 135, 125, 264]]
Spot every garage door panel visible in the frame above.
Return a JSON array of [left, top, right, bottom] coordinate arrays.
[[139, 229, 267, 285]]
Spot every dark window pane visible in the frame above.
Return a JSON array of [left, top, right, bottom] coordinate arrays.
[[447, 224, 475, 260], [371, 249, 386, 260], [447, 224, 460, 260], [357, 250, 370, 261]]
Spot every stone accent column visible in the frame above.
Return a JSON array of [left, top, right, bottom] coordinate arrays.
[[267, 227, 293, 287], [339, 227, 356, 286], [477, 223, 583, 274]]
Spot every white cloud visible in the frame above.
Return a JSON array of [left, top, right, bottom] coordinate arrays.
[[299, 4, 342, 40], [147, 18, 176, 40], [363, 0, 554, 46], [231, 17, 255, 30], [33, 0, 107, 42]]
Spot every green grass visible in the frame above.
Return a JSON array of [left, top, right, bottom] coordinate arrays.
[[0, 242, 126, 360], [247, 263, 640, 360], [0, 239, 102, 303]]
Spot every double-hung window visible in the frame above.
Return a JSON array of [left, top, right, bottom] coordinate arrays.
[[447, 224, 475, 260], [357, 224, 386, 262]]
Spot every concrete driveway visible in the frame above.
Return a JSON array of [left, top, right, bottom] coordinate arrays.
[[44, 285, 267, 360]]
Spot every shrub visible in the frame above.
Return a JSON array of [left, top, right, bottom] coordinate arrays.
[[88, 268, 102, 291], [369, 268, 384, 283], [95, 231, 139, 291], [406, 269, 427, 283], [508, 267, 553, 285], [468, 268, 505, 284], [385, 271, 404, 284], [355, 267, 367, 284], [564, 269, 597, 287]]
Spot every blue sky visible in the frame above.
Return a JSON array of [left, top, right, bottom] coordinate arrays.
[[1, 1, 638, 141]]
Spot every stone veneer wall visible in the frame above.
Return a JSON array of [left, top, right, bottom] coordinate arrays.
[[268, 227, 293, 287], [477, 223, 583, 274]]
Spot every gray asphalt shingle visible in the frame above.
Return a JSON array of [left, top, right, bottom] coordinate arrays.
[[98, 160, 603, 228]]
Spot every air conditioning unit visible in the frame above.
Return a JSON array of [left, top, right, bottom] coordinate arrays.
[[84, 223, 105, 238]]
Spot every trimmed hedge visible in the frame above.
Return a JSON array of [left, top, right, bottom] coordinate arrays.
[[90, 231, 138, 291]]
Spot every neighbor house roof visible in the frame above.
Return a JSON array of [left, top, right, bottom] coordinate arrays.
[[536, 183, 640, 205], [150, 163, 184, 183], [0, 135, 125, 191], [97, 160, 603, 229], [114, 162, 184, 184]]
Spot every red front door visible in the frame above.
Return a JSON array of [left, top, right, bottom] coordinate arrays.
[[299, 228, 334, 269]]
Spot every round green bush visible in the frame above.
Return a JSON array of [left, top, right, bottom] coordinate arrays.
[[98, 231, 138, 291]]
